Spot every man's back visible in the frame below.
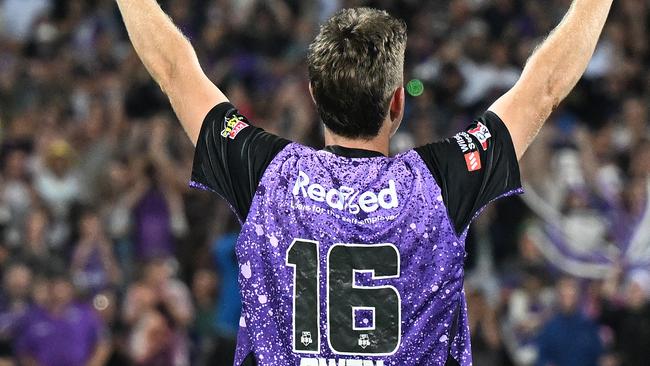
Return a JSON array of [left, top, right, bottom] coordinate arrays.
[[238, 144, 465, 365], [191, 103, 522, 365], [117, 1, 614, 364]]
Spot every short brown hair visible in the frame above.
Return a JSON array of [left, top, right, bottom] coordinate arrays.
[[307, 8, 407, 139]]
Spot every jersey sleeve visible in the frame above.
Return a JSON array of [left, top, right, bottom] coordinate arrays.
[[190, 102, 291, 221], [415, 111, 523, 235]]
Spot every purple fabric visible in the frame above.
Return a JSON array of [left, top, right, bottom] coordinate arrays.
[[133, 188, 173, 260], [15, 304, 104, 366], [220, 144, 522, 366], [0, 295, 27, 339], [354, 309, 375, 329], [76, 246, 110, 292]]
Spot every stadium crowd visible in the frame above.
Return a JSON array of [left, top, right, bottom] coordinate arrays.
[[0, 0, 649, 365]]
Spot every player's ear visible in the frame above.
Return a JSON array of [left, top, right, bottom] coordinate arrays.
[[308, 83, 317, 106], [389, 86, 405, 136], [390, 86, 405, 121]]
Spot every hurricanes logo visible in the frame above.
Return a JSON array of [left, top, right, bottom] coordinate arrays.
[[301, 331, 313, 347], [358, 334, 371, 349]]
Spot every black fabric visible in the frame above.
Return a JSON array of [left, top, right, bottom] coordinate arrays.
[[193, 104, 521, 233], [322, 145, 385, 158], [444, 297, 463, 365], [599, 302, 650, 366], [241, 352, 257, 366], [191, 102, 291, 221], [415, 111, 521, 235]]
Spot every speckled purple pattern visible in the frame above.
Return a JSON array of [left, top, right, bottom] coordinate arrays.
[[218, 143, 519, 366]]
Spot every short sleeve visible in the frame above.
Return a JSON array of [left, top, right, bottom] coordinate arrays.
[[190, 102, 291, 221], [415, 111, 523, 235]]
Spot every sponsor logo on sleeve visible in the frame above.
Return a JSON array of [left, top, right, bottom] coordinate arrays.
[[221, 113, 249, 139], [467, 122, 492, 151], [454, 131, 484, 172], [453, 132, 477, 154], [464, 151, 482, 172]]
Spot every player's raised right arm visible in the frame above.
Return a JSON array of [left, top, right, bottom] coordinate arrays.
[[116, 0, 227, 145], [489, 0, 613, 160]]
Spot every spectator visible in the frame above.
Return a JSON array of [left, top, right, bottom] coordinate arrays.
[[32, 139, 81, 249], [123, 258, 193, 366], [0, 146, 32, 248], [600, 270, 650, 366], [131, 119, 189, 262], [33, 139, 80, 220], [21, 207, 56, 269], [211, 216, 241, 339], [504, 266, 554, 365], [467, 287, 508, 366], [536, 277, 603, 366], [206, 216, 241, 365], [0, 262, 32, 362], [15, 273, 110, 366], [190, 268, 218, 363], [0, 0, 52, 43], [71, 208, 121, 294]]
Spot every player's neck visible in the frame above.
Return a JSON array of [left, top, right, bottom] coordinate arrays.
[[324, 129, 390, 156]]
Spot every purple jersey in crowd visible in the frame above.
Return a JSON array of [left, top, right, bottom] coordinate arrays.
[[15, 303, 105, 366], [191, 103, 522, 365]]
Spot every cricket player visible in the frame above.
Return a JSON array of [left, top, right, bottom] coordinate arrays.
[[116, 1, 613, 364]]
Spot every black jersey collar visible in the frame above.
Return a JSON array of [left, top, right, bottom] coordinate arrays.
[[322, 145, 386, 158]]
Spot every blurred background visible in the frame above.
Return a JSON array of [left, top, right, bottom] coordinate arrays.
[[0, 0, 649, 365]]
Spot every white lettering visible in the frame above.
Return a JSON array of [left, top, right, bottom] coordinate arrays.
[[326, 189, 344, 210], [454, 134, 469, 153], [378, 180, 399, 209], [293, 171, 310, 196], [299, 358, 383, 366], [358, 192, 379, 212], [319, 359, 343, 366], [454, 132, 477, 153], [293, 172, 399, 214], [308, 184, 326, 202]]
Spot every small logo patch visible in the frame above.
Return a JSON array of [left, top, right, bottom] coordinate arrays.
[[301, 331, 313, 347], [468, 122, 492, 151], [464, 151, 482, 172], [453, 132, 477, 154], [358, 334, 371, 349], [221, 113, 249, 139]]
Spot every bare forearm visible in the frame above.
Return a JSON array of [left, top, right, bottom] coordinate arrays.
[[116, 0, 195, 90], [491, 0, 613, 159], [116, 0, 226, 144], [524, 0, 613, 109]]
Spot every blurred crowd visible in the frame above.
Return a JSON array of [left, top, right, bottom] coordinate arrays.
[[0, 0, 649, 365]]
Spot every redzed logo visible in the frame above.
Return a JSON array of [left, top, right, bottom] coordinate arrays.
[[464, 151, 482, 172]]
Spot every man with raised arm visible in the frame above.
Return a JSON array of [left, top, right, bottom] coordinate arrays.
[[116, 1, 612, 365]]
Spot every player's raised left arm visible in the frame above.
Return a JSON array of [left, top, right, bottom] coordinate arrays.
[[116, 0, 227, 145], [489, 0, 613, 160]]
